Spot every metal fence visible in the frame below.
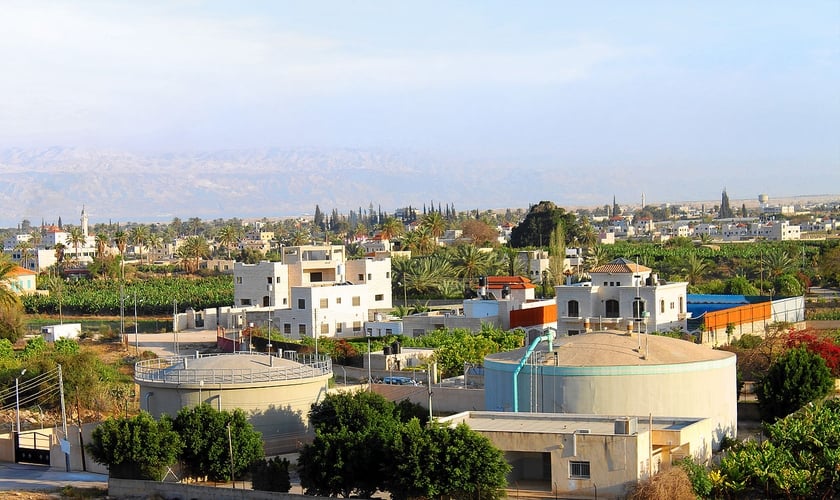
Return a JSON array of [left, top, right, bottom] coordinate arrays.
[[135, 352, 331, 385]]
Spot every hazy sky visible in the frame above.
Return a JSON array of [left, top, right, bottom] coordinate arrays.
[[1, 1, 838, 199]]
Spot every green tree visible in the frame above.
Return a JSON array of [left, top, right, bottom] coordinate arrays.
[[251, 456, 292, 492], [67, 226, 86, 264], [509, 201, 580, 248], [54, 338, 80, 355], [773, 274, 805, 297], [300, 391, 404, 497], [723, 275, 760, 295], [172, 404, 264, 482], [757, 347, 834, 421], [0, 255, 23, 308], [216, 224, 240, 259], [683, 254, 712, 286], [176, 236, 210, 274], [0, 338, 14, 358], [129, 225, 151, 263], [87, 412, 183, 480], [452, 244, 491, 290]]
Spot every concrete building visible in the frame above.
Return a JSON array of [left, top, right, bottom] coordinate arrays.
[[483, 331, 737, 452], [554, 258, 690, 336], [135, 351, 331, 455], [440, 411, 714, 498], [233, 245, 392, 339], [3, 265, 37, 294]]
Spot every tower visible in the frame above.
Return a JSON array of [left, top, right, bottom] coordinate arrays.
[[81, 205, 89, 236]]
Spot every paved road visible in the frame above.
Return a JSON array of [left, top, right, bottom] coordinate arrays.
[[0, 462, 107, 493]]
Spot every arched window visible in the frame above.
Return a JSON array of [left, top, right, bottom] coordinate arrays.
[[568, 300, 579, 317], [660, 299, 665, 313], [605, 299, 620, 318], [679, 297, 684, 313]]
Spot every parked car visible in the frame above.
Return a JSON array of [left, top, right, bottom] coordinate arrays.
[[382, 376, 420, 386]]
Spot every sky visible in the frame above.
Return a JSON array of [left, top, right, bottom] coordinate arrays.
[[1, 1, 838, 208]]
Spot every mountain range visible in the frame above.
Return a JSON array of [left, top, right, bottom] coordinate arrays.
[[1, 147, 836, 228]]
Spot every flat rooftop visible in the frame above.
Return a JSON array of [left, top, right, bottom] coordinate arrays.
[[440, 411, 705, 435]]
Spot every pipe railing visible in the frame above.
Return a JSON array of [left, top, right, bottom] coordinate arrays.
[[135, 352, 331, 385]]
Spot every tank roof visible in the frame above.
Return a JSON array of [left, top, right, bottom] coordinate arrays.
[[186, 353, 301, 370], [486, 331, 733, 367]]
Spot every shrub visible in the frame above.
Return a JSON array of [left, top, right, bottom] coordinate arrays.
[[251, 456, 291, 492], [627, 466, 696, 500]]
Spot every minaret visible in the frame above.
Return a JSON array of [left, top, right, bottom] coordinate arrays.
[[81, 205, 89, 236], [641, 192, 646, 210]]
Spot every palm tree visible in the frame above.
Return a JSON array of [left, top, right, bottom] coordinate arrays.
[[28, 229, 43, 249], [403, 255, 454, 296], [67, 227, 86, 264], [584, 245, 609, 272], [683, 254, 712, 286], [129, 226, 151, 263], [113, 230, 128, 258], [177, 236, 210, 274], [378, 217, 404, 241], [0, 255, 22, 307], [216, 225, 240, 259], [420, 212, 446, 243], [495, 247, 525, 277], [14, 239, 34, 270], [147, 234, 163, 261], [452, 244, 491, 289], [763, 248, 796, 278], [290, 227, 311, 246], [95, 233, 110, 258], [53, 243, 66, 272]]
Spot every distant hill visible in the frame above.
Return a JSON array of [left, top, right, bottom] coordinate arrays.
[[1, 147, 837, 227]]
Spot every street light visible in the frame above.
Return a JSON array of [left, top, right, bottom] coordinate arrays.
[[134, 292, 140, 355], [397, 281, 407, 307], [15, 369, 26, 433]]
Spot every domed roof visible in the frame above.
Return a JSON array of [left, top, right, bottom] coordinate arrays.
[[486, 331, 733, 367]]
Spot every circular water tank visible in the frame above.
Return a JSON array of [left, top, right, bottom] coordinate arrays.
[[758, 194, 769, 204], [483, 332, 737, 450]]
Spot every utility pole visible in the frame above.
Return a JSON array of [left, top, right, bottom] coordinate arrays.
[[58, 364, 70, 472]]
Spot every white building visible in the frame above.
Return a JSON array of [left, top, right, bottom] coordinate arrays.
[[553, 258, 690, 335], [233, 245, 392, 340]]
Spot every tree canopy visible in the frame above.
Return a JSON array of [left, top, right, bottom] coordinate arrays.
[[298, 391, 509, 499], [87, 412, 183, 480], [758, 346, 834, 421]]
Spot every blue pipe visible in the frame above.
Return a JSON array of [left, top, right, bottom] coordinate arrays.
[[512, 329, 555, 412]]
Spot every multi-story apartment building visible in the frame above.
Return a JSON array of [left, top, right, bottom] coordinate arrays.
[[233, 245, 392, 340]]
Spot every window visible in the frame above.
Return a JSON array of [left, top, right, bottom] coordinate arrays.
[[568, 300, 579, 317], [241, 298, 251, 306], [385, 328, 393, 335], [353, 321, 362, 332], [299, 324, 306, 335], [375, 294, 384, 301], [358, 274, 364, 281], [386, 272, 390, 278], [603, 281, 608, 286], [284, 323, 291, 334], [282, 298, 288, 305], [605, 299, 620, 318], [367, 273, 372, 280], [311, 272, 323, 282], [266, 277, 272, 284], [570, 461, 590, 479], [336, 323, 343, 333], [352, 296, 361, 306], [236, 277, 243, 284], [321, 323, 329, 334], [660, 299, 665, 313], [670, 302, 675, 310], [568, 330, 580, 336], [336, 297, 342, 304], [298, 298, 306, 309], [320, 298, 328, 308], [679, 297, 684, 313]]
